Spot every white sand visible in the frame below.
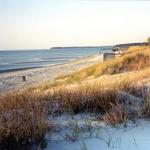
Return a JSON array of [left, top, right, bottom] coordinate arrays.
[[45, 114, 150, 150], [0, 54, 103, 93]]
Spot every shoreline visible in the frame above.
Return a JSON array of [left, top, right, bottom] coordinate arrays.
[[0, 54, 103, 94], [0, 55, 96, 74], [0, 66, 41, 74]]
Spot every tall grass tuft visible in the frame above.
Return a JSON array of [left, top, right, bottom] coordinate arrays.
[[103, 104, 129, 127], [0, 91, 49, 149]]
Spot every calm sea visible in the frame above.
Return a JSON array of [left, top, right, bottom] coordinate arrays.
[[0, 46, 112, 73]]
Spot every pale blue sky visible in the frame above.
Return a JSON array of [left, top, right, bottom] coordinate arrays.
[[0, 0, 150, 50]]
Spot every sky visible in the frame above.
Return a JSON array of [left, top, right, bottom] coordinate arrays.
[[0, 0, 150, 50]]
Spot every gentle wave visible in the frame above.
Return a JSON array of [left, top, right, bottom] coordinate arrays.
[[0, 47, 112, 73]]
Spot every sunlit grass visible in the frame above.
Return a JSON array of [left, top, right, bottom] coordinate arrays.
[[55, 46, 150, 84]]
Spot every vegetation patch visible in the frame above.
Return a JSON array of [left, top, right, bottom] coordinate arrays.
[[1, 46, 150, 148], [55, 46, 150, 84], [0, 92, 49, 149]]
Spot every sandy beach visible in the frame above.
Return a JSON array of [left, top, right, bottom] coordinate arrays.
[[0, 54, 103, 93]]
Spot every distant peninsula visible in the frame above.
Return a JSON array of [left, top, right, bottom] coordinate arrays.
[[50, 46, 112, 49]]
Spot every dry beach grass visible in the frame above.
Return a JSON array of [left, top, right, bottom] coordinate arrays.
[[56, 46, 150, 82], [1, 46, 150, 149]]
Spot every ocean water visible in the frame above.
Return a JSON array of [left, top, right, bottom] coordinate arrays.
[[0, 46, 112, 73]]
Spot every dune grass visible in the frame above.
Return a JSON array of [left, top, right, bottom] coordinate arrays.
[[103, 104, 129, 127], [1, 45, 150, 149], [0, 68, 144, 149], [29, 46, 150, 92], [55, 46, 150, 83], [0, 91, 49, 149]]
